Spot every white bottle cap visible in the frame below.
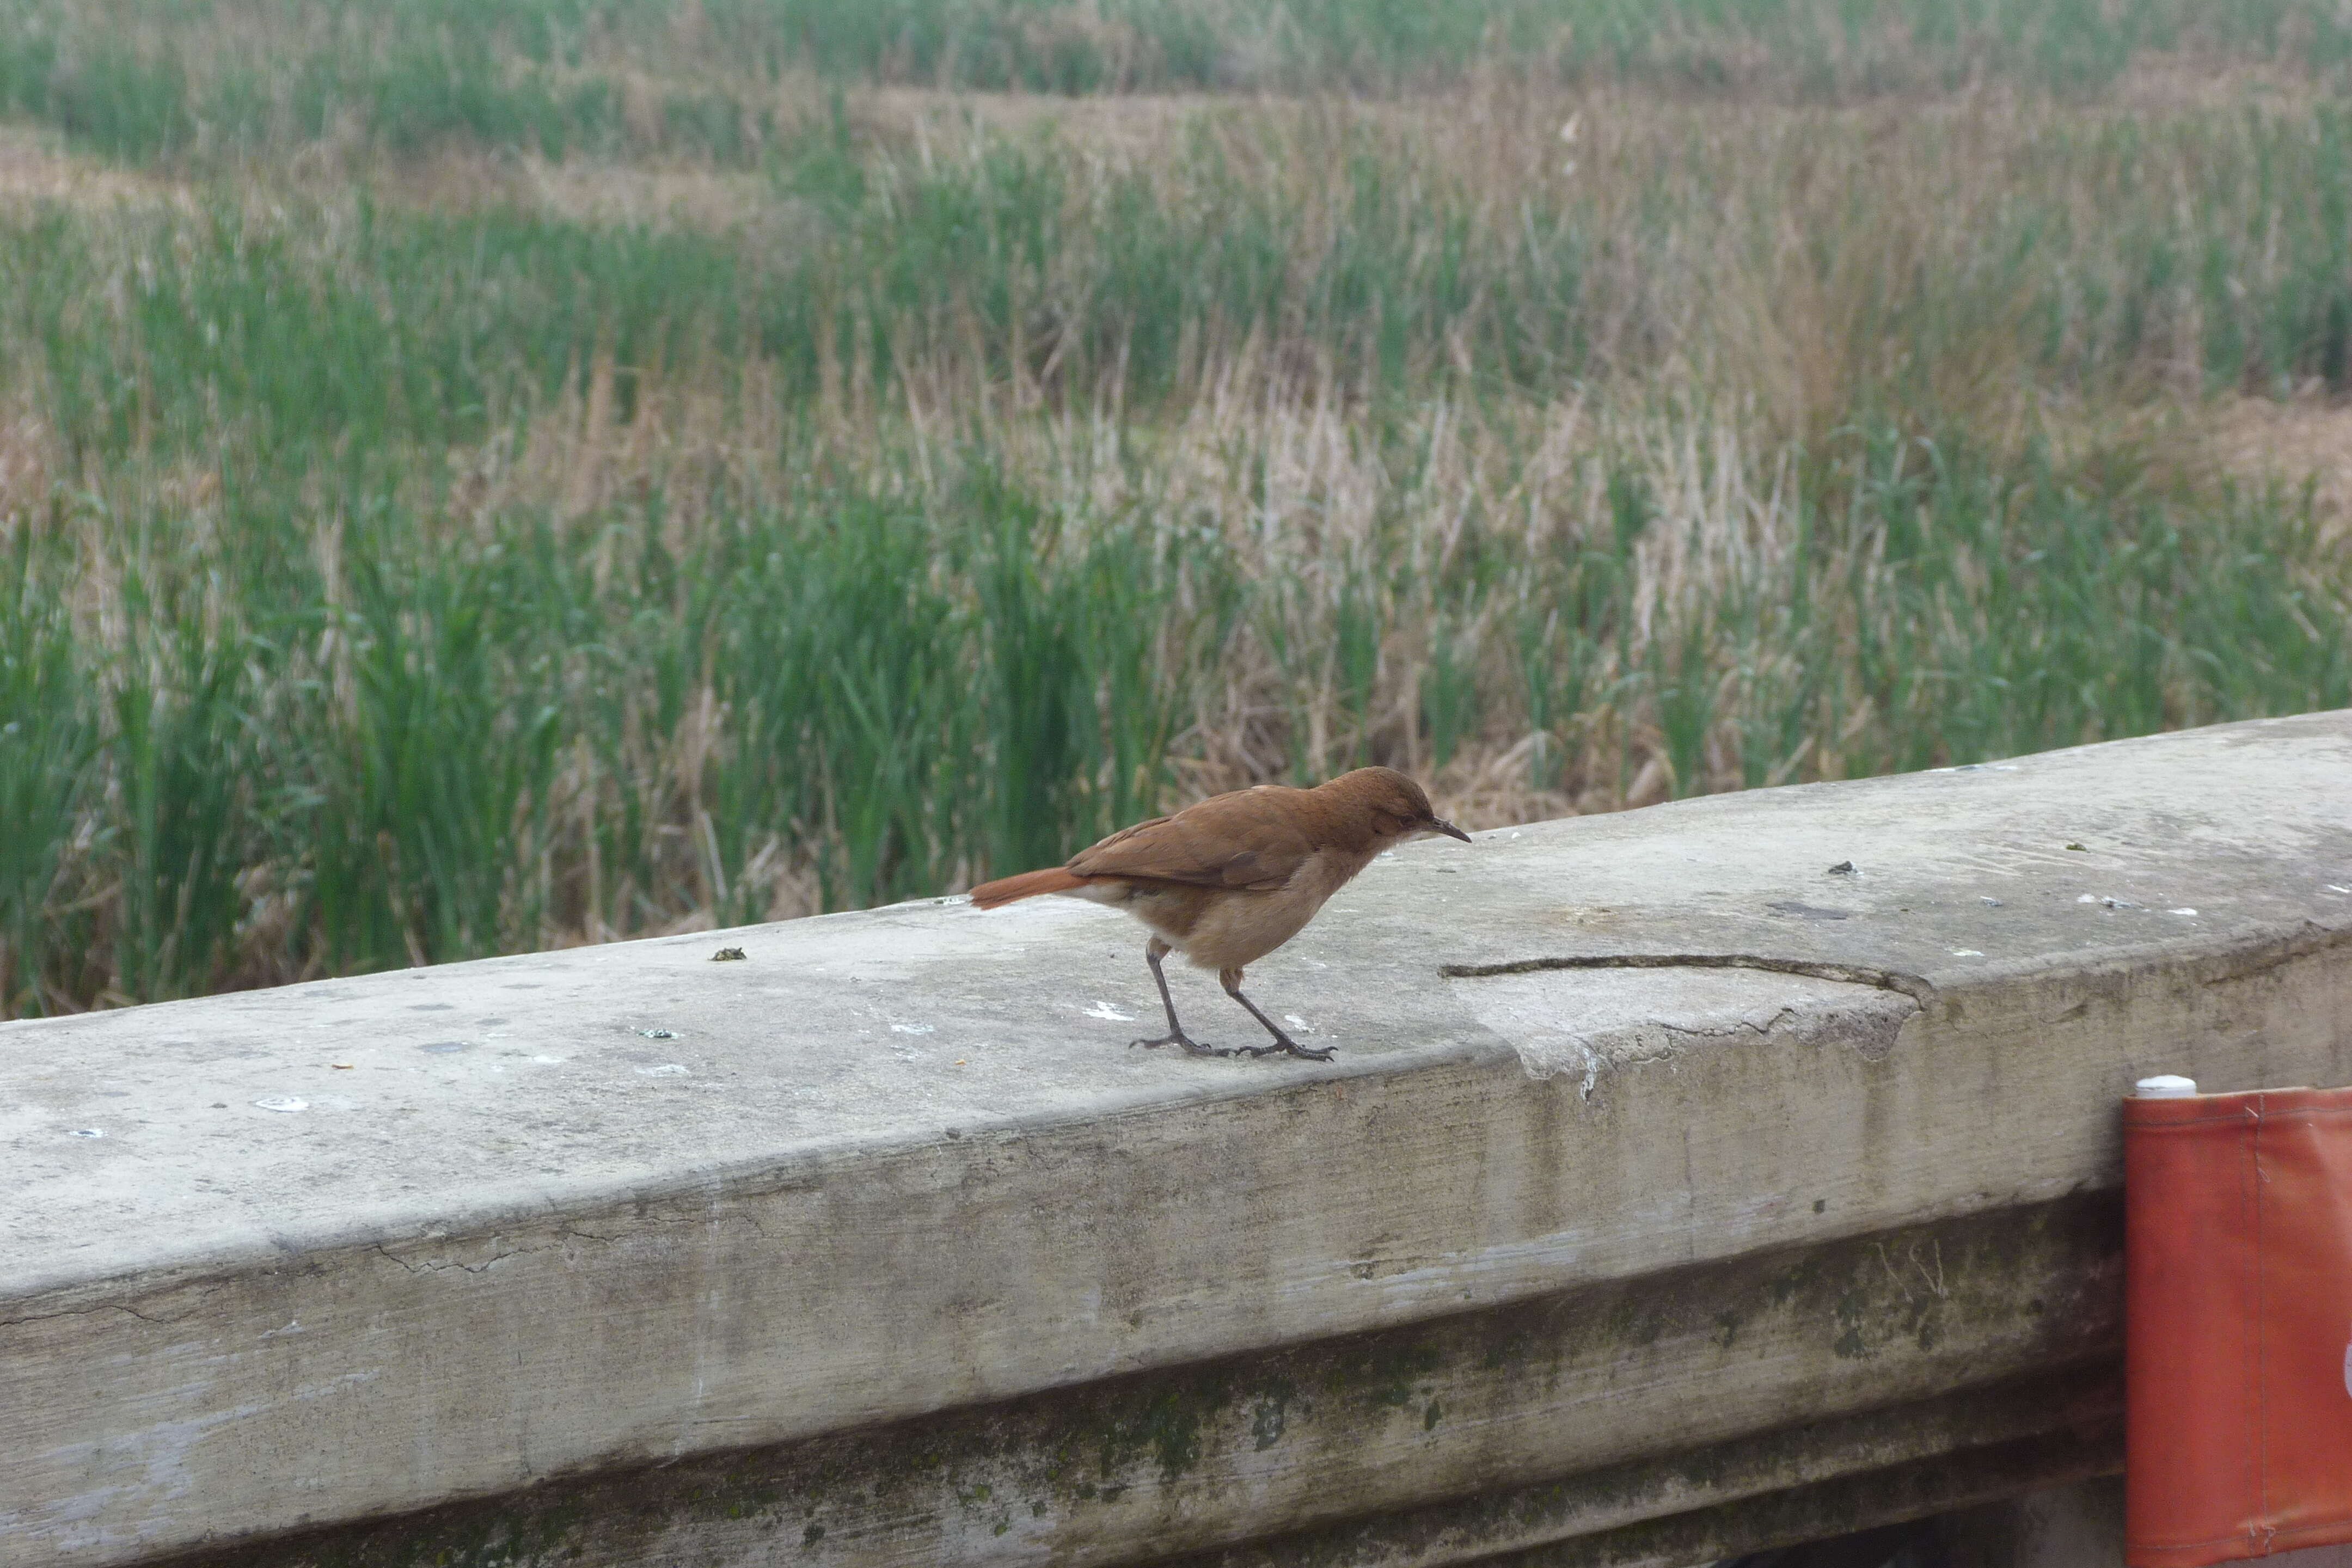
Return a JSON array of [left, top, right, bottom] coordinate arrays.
[[2135, 1075, 2198, 1098]]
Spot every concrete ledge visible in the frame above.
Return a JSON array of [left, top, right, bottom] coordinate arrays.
[[8, 712, 2352, 1566], [150, 1201, 2123, 1568]]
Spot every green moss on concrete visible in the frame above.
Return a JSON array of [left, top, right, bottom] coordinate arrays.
[[1250, 1385, 1293, 1451], [1096, 1375, 1235, 1485]]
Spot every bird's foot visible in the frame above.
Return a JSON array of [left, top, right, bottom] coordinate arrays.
[[1131, 1031, 1230, 1058], [1235, 1037, 1336, 1063]]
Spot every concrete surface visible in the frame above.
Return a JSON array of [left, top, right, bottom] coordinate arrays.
[[5, 710, 2351, 1567]]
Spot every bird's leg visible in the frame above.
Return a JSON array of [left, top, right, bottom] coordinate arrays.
[[1131, 938, 1226, 1056], [1220, 969, 1334, 1062]]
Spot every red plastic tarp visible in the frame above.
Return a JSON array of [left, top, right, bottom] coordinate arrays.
[[2127, 1086, 2352, 1565]]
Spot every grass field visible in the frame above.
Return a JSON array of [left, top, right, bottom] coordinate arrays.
[[2, 1, 2349, 1015]]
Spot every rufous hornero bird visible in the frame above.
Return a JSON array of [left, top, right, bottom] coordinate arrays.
[[968, 767, 1471, 1059]]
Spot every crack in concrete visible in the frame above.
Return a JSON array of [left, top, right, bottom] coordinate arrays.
[[1656, 1004, 1810, 1043], [373, 1242, 529, 1276], [365, 1214, 749, 1282], [0, 1301, 173, 1328], [1440, 953, 1938, 1005]]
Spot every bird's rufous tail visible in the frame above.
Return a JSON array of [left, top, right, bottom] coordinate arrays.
[[968, 867, 1087, 909]]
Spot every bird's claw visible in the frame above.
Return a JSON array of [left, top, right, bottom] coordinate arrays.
[[1128, 1025, 1331, 1062], [1131, 1031, 1229, 1057], [1235, 1038, 1336, 1062]]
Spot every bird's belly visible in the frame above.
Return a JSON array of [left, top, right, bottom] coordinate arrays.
[[1109, 882, 1214, 946], [1094, 846, 1375, 972], [1176, 889, 1322, 971]]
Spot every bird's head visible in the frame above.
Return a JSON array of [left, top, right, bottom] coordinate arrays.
[[1322, 767, 1473, 845]]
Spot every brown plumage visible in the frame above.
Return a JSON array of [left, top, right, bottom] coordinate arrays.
[[969, 767, 1471, 1059]]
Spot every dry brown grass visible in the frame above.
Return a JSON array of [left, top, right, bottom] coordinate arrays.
[[2204, 393, 2352, 531], [0, 126, 185, 209]]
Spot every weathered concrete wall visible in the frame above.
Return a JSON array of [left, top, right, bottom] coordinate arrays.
[[7, 711, 2351, 1568]]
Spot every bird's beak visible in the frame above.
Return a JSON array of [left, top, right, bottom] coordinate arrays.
[[1432, 818, 1472, 843]]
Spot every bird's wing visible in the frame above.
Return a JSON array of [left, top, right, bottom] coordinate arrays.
[[1068, 787, 1314, 891]]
